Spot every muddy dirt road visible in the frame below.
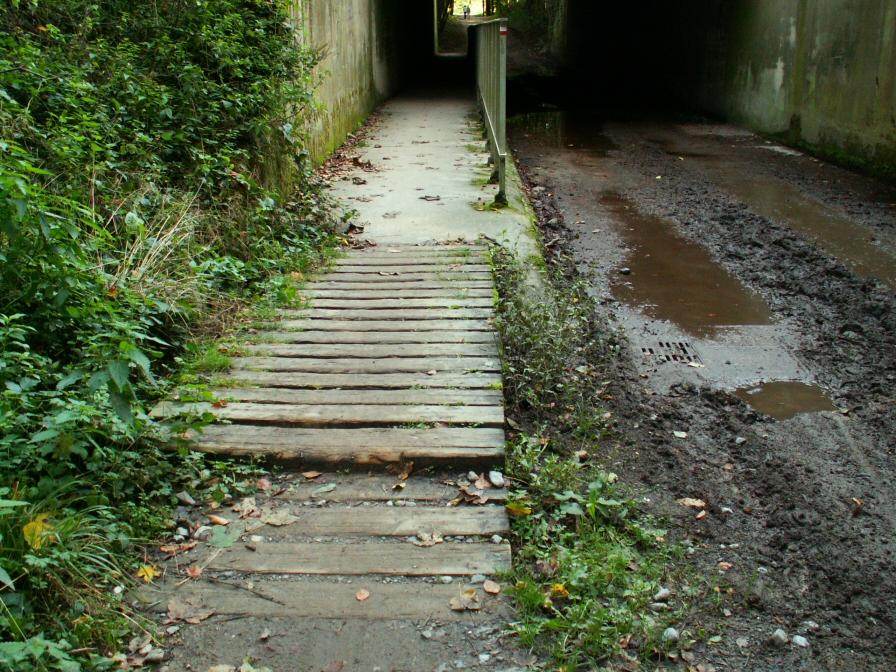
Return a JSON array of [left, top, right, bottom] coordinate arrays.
[[509, 111, 896, 670]]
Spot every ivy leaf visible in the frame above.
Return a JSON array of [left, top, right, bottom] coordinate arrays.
[[0, 566, 14, 590], [23, 513, 54, 550], [136, 564, 159, 583], [506, 501, 533, 517]]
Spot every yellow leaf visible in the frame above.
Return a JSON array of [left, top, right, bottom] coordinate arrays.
[[23, 514, 54, 550], [137, 564, 159, 583], [550, 583, 569, 598], [505, 502, 532, 517]]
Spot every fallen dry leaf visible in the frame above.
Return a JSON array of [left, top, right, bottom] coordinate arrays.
[[186, 565, 202, 579], [852, 497, 863, 516], [449, 587, 481, 612], [696, 510, 708, 520], [166, 597, 215, 624], [258, 628, 271, 641], [473, 474, 492, 490], [211, 400, 228, 409], [387, 461, 414, 481], [262, 510, 300, 527], [449, 485, 490, 506], [302, 471, 322, 480], [483, 580, 501, 595], [233, 496, 259, 519], [677, 497, 706, 509], [207, 514, 230, 526], [412, 532, 444, 547], [355, 589, 370, 602], [159, 541, 198, 556], [256, 477, 272, 491], [718, 561, 734, 572], [321, 662, 345, 672]]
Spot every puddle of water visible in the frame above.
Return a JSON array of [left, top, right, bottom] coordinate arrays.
[[510, 111, 618, 155], [717, 173, 896, 288], [653, 133, 895, 288], [734, 381, 837, 420], [602, 192, 773, 336]]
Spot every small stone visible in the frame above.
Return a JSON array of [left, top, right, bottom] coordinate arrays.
[[175, 491, 196, 506], [192, 525, 212, 541], [143, 649, 166, 664], [487, 471, 505, 488], [792, 635, 809, 648], [661, 627, 680, 643], [467, 471, 479, 481], [421, 629, 434, 640], [770, 629, 789, 647], [470, 574, 487, 584], [619, 267, 632, 275], [532, 186, 546, 195], [175, 527, 188, 537], [649, 602, 671, 612], [735, 437, 747, 445], [490, 534, 503, 544], [250, 534, 264, 543], [653, 587, 672, 602], [165, 626, 180, 635], [736, 637, 749, 648], [440, 576, 454, 584], [386, 500, 394, 506], [478, 653, 491, 664]]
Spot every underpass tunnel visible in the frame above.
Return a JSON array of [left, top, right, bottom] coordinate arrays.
[[519, 1, 719, 117]]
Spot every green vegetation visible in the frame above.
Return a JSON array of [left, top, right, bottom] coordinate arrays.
[[491, 248, 685, 669], [0, 1, 339, 667]]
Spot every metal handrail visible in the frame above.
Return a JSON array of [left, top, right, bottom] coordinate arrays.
[[473, 19, 508, 202]]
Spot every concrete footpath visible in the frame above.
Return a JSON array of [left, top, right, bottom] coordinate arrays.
[[142, 91, 538, 672]]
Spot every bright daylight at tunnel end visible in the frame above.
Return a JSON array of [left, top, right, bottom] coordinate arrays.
[[1, 1, 894, 672]]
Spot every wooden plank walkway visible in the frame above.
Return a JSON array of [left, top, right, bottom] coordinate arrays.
[[145, 246, 512, 651]]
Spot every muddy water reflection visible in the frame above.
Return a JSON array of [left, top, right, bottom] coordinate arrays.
[[735, 381, 837, 420], [603, 193, 773, 336], [718, 173, 896, 288], [511, 111, 618, 154]]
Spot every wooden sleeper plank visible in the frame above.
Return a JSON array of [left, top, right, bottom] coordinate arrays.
[[207, 387, 503, 406], [224, 370, 502, 389], [240, 330, 497, 345], [277, 308, 494, 320], [230, 356, 500, 373], [152, 401, 504, 427], [208, 541, 512, 576], [240, 342, 498, 358]]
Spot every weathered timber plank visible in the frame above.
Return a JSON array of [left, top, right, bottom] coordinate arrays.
[[225, 370, 502, 389], [230, 356, 500, 373], [279, 475, 508, 503], [240, 330, 497, 345], [333, 256, 484, 267], [240, 342, 498, 359], [331, 264, 490, 274], [269, 319, 493, 332], [261, 506, 509, 537], [308, 281, 493, 291], [184, 426, 505, 464], [207, 541, 512, 575], [277, 308, 494, 320], [144, 580, 504, 620], [307, 298, 494, 309], [304, 288, 494, 299], [207, 387, 503, 406], [152, 401, 504, 427], [320, 272, 491, 283]]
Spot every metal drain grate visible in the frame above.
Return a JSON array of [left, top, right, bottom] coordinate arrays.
[[641, 341, 703, 364]]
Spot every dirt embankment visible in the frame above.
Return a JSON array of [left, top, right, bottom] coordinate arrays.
[[509, 117, 896, 671]]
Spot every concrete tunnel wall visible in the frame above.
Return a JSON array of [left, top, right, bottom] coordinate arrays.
[[290, 0, 434, 163], [558, 0, 895, 175]]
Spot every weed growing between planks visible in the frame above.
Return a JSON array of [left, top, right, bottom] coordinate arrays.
[[0, 1, 342, 667], [490, 247, 688, 669]]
